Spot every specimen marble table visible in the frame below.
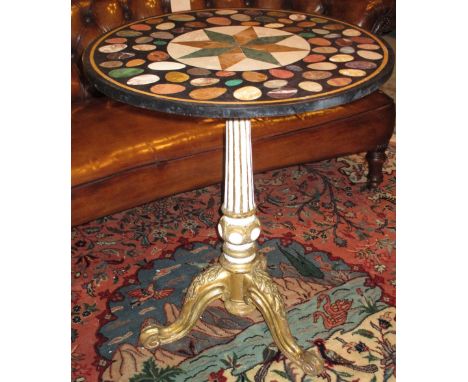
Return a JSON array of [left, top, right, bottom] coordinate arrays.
[[83, 8, 393, 376]]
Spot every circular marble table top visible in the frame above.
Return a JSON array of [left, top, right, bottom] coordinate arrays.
[[83, 8, 394, 118]]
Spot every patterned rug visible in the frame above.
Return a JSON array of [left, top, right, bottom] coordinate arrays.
[[71, 144, 396, 382]]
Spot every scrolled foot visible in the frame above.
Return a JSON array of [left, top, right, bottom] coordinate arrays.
[[299, 348, 325, 376], [140, 323, 163, 349]]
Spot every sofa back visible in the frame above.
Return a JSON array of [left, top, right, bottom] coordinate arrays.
[[71, 0, 395, 101]]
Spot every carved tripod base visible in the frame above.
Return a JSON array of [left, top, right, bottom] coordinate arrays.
[[140, 119, 323, 376], [139, 254, 324, 376]]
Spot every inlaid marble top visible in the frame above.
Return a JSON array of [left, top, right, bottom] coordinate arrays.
[[83, 8, 394, 118]]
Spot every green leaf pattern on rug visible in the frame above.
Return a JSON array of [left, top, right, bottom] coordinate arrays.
[[129, 359, 183, 382]]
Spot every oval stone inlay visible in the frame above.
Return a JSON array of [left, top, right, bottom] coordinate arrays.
[[345, 61, 377, 70], [231, 14, 251, 22], [108, 68, 144, 78], [311, 17, 328, 23], [233, 86, 262, 101], [132, 44, 156, 51], [190, 77, 220, 86], [286, 64, 303, 72], [105, 37, 127, 44], [185, 21, 207, 28], [269, 69, 294, 79], [150, 32, 174, 39], [189, 87, 227, 100], [329, 54, 354, 62], [327, 77, 353, 87], [358, 44, 380, 50], [357, 50, 383, 60], [99, 61, 123, 68], [263, 79, 288, 88], [297, 21, 317, 27], [150, 84, 186, 94], [207, 17, 231, 25], [156, 22, 176, 30], [187, 68, 212, 76], [216, 71, 236, 77], [264, 23, 284, 28], [116, 30, 142, 37], [340, 47, 355, 54], [197, 12, 214, 18], [302, 70, 332, 80], [282, 27, 303, 33], [278, 18, 294, 25], [165, 71, 190, 82], [146, 18, 163, 25], [130, 24, 151, 31], [98, 44, 127, 53], [242, 72, 268, 82], [256, 16, 277, 23], [351, 36, 375, 44], [307, 62, 337, 70], [107, 52, 135, 60], [308, 37, 331, 46], [241, 21, 261, 26], [339, 69, 367, 77], [324, 23, 345, 31], [342, 28, 361, 37], [168, 14, 195, 21], [135, 36, 153, 44], [126, 59, 146, 67], [303, 54, 326, 63], [225, 79, 243, 87], [127, 74, 160, 85], [312, 47, 338, 54], [267, 87, 298, 99], [299, 81, 323, 92], [148, 62, 186, 70], [147, 51, 170, 62], [289, 14, 306, 21], [336, 38, 353, 47], [216, 9, 238, 15], [312, 28, 329, 35]]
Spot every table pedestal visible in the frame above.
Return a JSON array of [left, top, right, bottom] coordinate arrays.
[[139, 119, 324, 376]]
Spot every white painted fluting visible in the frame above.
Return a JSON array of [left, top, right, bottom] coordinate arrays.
[[234, 120, 241, 213], [223, 119, 255, 215], [240, 122, 248, 213]]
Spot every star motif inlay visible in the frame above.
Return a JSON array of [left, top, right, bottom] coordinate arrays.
[[169, 27, 310, 70]]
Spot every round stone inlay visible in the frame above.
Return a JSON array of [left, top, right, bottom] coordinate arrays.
[[167, 26, 310, 71]]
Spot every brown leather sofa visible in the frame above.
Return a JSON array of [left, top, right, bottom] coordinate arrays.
[[72, 0, 396, 226]]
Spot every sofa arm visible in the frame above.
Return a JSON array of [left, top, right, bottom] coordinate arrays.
[[71, 62, 86, 103], [291, 0, 395, 34]]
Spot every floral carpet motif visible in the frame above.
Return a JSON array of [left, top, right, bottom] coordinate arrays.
[[72, 144, 395, 382]]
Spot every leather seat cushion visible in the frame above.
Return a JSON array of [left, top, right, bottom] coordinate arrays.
[[72, 91, 393, 188]]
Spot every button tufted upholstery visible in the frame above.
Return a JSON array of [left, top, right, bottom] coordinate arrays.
[[71, 0, 395, 225]]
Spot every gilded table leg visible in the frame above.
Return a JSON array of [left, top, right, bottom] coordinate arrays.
[[140, 264, 229, 348], [139, 118, 324, 376], [246, 264, 324, 375]]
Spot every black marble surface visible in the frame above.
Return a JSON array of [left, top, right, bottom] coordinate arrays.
[[83, 9, 394, 119]]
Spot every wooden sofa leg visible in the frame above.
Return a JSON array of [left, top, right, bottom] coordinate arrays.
[[366, 145, 387, 189]]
